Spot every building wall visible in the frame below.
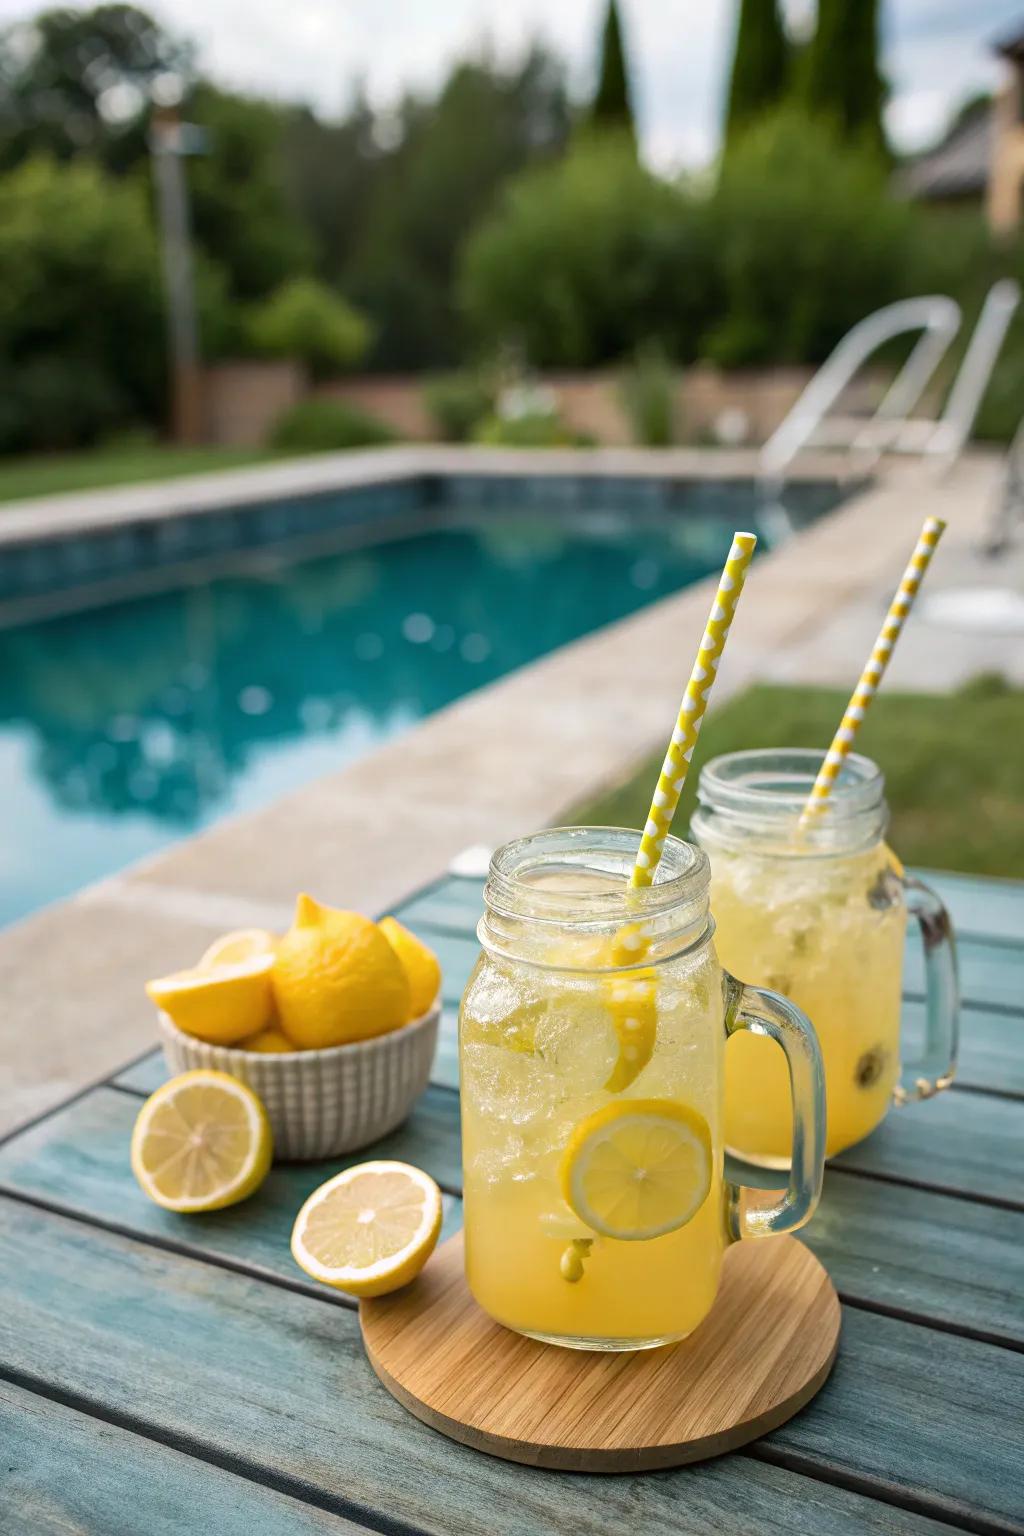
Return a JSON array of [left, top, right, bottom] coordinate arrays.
[[203, 361, 306, 447], [988, 64, 1024, 232], [199, 364, 891, 449]]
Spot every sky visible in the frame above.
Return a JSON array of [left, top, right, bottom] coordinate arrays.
[[2, 0, 1023, 169]]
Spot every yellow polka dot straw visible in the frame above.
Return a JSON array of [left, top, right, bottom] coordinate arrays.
[[630, 531, 758, 888], [801, 515, 946, 825]]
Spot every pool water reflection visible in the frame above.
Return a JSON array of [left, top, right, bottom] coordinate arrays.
[[0, 503, 776, 925]]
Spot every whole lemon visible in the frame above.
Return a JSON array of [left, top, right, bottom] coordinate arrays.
[[242, 1024, 296, 1053], [378, 917, 441, 1018], [273, 894, 411, 1049]]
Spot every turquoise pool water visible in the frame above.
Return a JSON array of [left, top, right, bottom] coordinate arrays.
[[0, 493, 827, 926]]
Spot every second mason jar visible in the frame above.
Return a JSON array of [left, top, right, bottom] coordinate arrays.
[[459, 826, 825, 1352], [692, 749, 959, 1166]]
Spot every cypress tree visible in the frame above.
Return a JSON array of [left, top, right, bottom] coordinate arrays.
[[804, 0, 887, 156], [591, 0, 636, 144], [724, 0, 789, 145]]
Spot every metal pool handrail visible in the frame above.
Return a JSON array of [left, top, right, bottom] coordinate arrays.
[[759, 295, 962, 490], [759, 282, 1021, 492]]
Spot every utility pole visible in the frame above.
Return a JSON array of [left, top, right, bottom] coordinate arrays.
[[150, 104, 203, 444]]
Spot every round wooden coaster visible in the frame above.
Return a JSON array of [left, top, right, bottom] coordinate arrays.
[[360, 1230, 840, 1472]]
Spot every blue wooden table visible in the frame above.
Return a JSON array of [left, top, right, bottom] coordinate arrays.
[[2, 867, 1023, 1535]]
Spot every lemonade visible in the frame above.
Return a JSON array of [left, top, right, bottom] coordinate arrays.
[[460, 828, 825, 1350], [707, 839, 905, 1163], [693, 749, 957, 1166]]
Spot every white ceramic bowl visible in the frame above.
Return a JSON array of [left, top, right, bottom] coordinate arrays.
[[155, 1001, 440, 1161]]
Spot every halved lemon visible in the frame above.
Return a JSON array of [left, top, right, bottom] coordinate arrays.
[[560, 1098, 712, 1241], [199, 928, 277, 969], [130, 1070, 272, 1213], [291, 1160, 442, 1297], [146, 954, 275, 1044]]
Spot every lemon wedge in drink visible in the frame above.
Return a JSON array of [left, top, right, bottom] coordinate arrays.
[[130, 1070, 272, 1213], [560, 1098, 712, 1241], [603, 968, 657, 1093], [291, 1160, 442, 1297], [146, 954, 275, 1044], [199, 928, 277, 969]]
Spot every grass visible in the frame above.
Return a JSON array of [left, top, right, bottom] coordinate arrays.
[[573, 677, 1024, 879], [0, 443, 287, 503]]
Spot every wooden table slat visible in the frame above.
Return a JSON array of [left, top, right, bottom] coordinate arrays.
[[3, 1199, 1021, 1535], [0, 1379, 369, 1536], [3, 1084, 1022, 1349], [831, 1090, 1024, 1206], [7, 865, 1024, 1534], [911, 869, 1024, 947]]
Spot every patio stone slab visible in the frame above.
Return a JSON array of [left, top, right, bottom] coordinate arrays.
[[0, 897, 230, 1137]]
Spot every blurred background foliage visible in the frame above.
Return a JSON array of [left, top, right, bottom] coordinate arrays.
[[0, 0, 1021, 452]]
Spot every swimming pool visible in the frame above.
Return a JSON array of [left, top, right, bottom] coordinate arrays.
[[0, 480, 843, 925]]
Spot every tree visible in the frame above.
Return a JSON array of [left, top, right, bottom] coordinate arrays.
[[724, 0, 789, 145], [346, 47, 571, 368], [0, 4, 193, 172], [708, 109, 919, 366], [460, 138, 716, 367], [804, 0, 887, 157], [247, 278, 371, 378], [0, 156, 165, 447], [186, 85, 313, 304], [591, 0, 635, 143], [280, 95, 380, 285]]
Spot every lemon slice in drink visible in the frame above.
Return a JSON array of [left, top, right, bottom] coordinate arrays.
[[291, 1161, 442, 1297], [560, 1098, 712, 1241], [130, 1070, 272, 1213]]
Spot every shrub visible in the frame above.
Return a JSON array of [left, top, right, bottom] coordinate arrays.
[[972, 323, 1024, 443], [248, 278, 372, 379], [0, 156, 166, 449], [460, 136, 716, 367], [269, 397, 396, 452], [618, 344, 678, 446], [473, 411, 586, 448], [707, 109, 925, 366], [423, 372, 496, 441]]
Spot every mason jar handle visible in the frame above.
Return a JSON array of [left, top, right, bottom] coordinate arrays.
[[723, 974, 825, 1241], [896, 875, 959, 1104]]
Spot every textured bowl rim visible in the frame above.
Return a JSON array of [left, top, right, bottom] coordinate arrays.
[[155, 995, 441, 1062]]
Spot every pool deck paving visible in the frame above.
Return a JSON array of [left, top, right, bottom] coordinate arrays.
[[1, 444, 1018, 1135]]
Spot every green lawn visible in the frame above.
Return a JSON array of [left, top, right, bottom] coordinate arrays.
[[573, 678, 1024, 879], [0, 444, 286, 503]]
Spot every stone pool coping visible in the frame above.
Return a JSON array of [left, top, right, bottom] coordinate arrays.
[[0, 445, 1006, 1135], [0, 444, 850, 545]]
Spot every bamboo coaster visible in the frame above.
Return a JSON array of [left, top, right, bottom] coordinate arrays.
[[360, 1231, 840, 1472]]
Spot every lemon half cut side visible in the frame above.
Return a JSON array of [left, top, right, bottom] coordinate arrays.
[[560, 1098, 713, 1242], [291, 1160, 442, 1297], [130, 1070, 272, 1213]]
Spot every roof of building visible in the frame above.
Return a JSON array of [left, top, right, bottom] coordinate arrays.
[[994, 19, 1024, 61], [898, 103, 991, 201]]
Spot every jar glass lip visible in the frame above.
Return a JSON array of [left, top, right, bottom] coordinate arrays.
[[697, 747, 885, 820], [486, 825, 709, 924]]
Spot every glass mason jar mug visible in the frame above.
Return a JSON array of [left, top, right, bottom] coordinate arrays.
[[459, 827, 826, 1352], [692, 750, 959, 1167]]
